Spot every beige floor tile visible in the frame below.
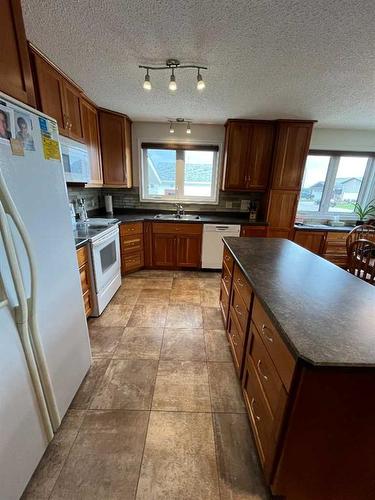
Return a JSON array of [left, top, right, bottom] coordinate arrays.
[[200, 287, 220, 307], [203, 307, 225, 329], [89, 304, 134, 328], [161, 328, 206, 361], [172, 277, 201, 289], [204, 329, 232, 362], [22, 410, 85, 499], [208, 362, 246, 413], [50, 410, 149, 500], [70, 358, 111, 409], [213, 413, 271, 499], [139, 277, 173, 289], [121, 278, 146, 289], [152, 361, 210, 411], [129, 269, 175, 278], [136, 411, 220, 500], [136, 288, 171, 304], [127, 304, 168, 327], [165, 304, 203, 328], [90, 359, 158, 410], [173, 270, 203, 279], [169, 287, 201, 304], [88, 326, 124, 357], [114, 327, 164, 359], [111, 287, 141, 305], [199, 277, 222, 290]]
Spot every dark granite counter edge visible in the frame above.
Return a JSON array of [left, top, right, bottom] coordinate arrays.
[[223, 237, 375, 368], [294, 224, 354, 233]]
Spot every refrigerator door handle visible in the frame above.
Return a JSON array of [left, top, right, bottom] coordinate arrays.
[[0, 170, 61, 432], [0, 199, 54, 441]]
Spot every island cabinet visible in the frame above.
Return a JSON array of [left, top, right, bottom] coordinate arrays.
[[222, 120, 275, 191], [219, 246, 234, 327], [222, 238, 375, 500], [98, 110, 132, 187], [120, 222, 144, 274], [152, 222, 202, 269], [0, 0, 36, 106], [76, 245, 92, 317]]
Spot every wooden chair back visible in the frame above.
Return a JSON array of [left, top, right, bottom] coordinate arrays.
[[346, 225, 375, 254], [347, 239, 375, 285]]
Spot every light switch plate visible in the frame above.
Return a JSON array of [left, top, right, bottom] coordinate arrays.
[[225, 201, 232, 208]]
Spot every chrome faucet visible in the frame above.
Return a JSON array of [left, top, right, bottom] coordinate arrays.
[[175, 203, 184, 218]]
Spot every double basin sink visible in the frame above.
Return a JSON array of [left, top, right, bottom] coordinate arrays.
[[153, 214, 201, 221]]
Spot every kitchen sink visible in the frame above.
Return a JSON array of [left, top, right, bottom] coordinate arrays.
[[153, 214, 201, 221]]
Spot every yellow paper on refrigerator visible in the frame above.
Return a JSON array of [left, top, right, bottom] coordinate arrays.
[[42, 136, 61, 160]]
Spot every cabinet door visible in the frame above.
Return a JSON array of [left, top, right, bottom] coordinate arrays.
[[267, 190, 299, 237], [32, 52, 67, 135], [223, 122, 250, 190], [293, 230, 326, 254], [246, 123, 275, 190], [143, 221, 153, 268], [63, 81, 83, 141], [271, 121, 314, 190], [81, 99, 103, 186], [176, 235, 201, 268], [152, 234, 176, 267], [123, 117, 133, 187], [241, 226, 268, 237], [0, 0, 35, 106]]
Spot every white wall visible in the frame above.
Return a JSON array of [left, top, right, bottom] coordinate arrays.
[[131, 122, 225, 186], [310, 128, 375, 152]]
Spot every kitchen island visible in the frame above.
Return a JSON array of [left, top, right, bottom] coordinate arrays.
[[221, 237, 375, 500]]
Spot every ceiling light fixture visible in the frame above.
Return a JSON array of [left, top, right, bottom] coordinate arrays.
[[139, 59, 207, 92], [169, 122, 175, 134], [186, 122, 192, 134], [143, 69, 151, 90], [197, 70, 205, 91]]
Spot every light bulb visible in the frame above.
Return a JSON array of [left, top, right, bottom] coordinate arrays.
[[169, 71, 177, 91], [143, 72, 152, 90], [197, 71, 205, 91], [186, 123, 191, 134], [169, 123, 175, 134]]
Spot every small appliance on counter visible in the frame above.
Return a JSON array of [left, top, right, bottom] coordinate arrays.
[[76, 198, 88, 221], [105, 194, 113, 215]]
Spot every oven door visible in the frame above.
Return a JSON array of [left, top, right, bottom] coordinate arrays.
[[91, 228, 120, 293]]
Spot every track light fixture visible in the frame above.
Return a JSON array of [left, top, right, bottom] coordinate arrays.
[[169, 122, 175, 134], [168, 118, 192, 135], [140, 59, 207, 92], [186, 122, 192, 134]]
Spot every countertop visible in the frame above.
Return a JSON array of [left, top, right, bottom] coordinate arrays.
[[223, 237, 375, 367], [294, 223, 354, 232]]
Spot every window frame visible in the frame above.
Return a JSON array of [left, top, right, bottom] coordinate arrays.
[[298, 150, 375, 219], [139, 141, 222, 204]]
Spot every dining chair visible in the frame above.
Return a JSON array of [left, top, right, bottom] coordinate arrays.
[[347, 238, 375, 285], [346, 225, 375, 255]]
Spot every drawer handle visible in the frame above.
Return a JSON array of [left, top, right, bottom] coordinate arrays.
[[225, 255, 230, 261], [235, 304, 242, 316], [261, 324, 274, 343], [251, 398, 261, 421], [237, 278, 244, 287], [257, 359, 268, 381]]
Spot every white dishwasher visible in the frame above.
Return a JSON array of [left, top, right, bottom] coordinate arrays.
[[201, 224, 241, 269]]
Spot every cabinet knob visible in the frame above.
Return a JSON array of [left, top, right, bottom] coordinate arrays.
[[250, 398, 261, 421], [235, 304, 242, 316], [261, 324, 274, 343]]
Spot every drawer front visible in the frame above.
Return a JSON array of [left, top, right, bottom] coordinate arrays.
[[79, 264, 90, 294], [76, 245, 88, 267], [231, 284, 249, 333], [323, 254, 348, 267], [83, 289, 92, 317], [223, 246, 234, 273], [121, 234, 144, 254], [326, 231, 348, 242], [121, 222, 143, 235], [122, 251, 144, 273], [252, 298, 295, 391], [152, 222, 202, 235], [233, 265, 252, 309], [221, 261, 232, 295], [227, 310, 245, 373], [219, 281, 230, 326], [241, 225, 268, 237], [243, 356, 275, 465], [250, 323, 287, 419]]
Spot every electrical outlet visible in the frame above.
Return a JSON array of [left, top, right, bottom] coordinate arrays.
[[225, 201, 232, 208]]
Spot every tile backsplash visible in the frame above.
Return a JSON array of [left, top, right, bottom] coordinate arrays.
[[67, 186, 262, 214]]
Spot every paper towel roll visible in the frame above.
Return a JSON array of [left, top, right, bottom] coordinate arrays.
[[105, 195, 113, 214]]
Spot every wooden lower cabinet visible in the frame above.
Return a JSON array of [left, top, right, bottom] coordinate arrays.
[[152, 223, 202, 269], [241, 225, 268, 237], [120, 222, 144, 274], [76, 245, 92, 317], [292, 230, 326, 254], [152, 233, 176, 268], [293, 229, 348, 267]]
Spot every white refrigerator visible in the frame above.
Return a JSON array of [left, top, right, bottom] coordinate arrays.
[[0, 92, 91, 499]]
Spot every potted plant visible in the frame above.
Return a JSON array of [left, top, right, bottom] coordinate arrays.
[[353, 199, 375, 225]]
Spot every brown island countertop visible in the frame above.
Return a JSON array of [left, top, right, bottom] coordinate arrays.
[[223, 237, 375, 367]]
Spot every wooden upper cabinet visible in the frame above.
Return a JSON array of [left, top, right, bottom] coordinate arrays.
[[31, 48, 83, 141], [81, 99, 103, 186], [271, 121, 315, 190], [99, 110, 132, 187], [0, 0, 36, 106], [267, 190, 299, 238], [223, 120, 275, 191]]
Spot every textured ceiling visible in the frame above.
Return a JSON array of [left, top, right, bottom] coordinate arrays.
[[22, 0, 375, 128]]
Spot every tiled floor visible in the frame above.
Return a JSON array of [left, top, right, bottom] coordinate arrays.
[[23, 270, 271, 500]]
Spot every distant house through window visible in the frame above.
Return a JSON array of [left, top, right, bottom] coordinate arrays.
[[140, 143, 220, 203], [298, 151, 375, 217]]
